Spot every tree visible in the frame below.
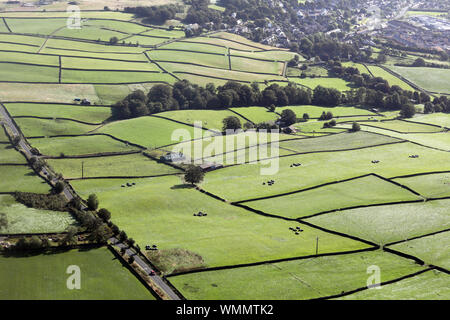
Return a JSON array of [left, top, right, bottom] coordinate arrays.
[[412, 58, 426, 67], [400, 104, 416, 118], [0, 213, 7, 231], [184, 165, 204, 185], [280, 109, 297, 126], [119, 230, 128, 241], [222, 116, 242, 131], [87, 194, 99, 211], [60, 226, 78, 246], [128, 238, 135, 247], [350, 122, 361, 132], [109, 36, 119, 45], [303, 113, 310, 121], [11, 135, 20, 147], [54, 181, 65, 194], [98, 208, 111, 221]]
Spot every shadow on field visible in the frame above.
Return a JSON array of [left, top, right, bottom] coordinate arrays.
[[170, 184, 195, 190]]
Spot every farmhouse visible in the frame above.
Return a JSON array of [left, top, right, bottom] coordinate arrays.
[[160, 152, 186, 163]]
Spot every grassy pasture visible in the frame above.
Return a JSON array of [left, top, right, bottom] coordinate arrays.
[[163, 61, 285, 83], [279, 131, 401, 153], [389, 231, 450, 270], [0, 247, 155, 300], [6, 103, 111, 123], [54, 26, 129, 42], [98, 116, 204, 149], [0, 194, 77, 234], [169, 251, 424, 300], [141, 28, 185, 39], [61, 69, 173, 84], [148, 49, 228, 69], [412, 113, 450, 128], [0, 165, 50, 193], [159, 41, 227, 54], [287, 77, 353, 91], [357, 120, 444, 133], [0, 63, 59, 82], [306, 199, 450, 245], [94, 84, 134, 105], [123, 35, 169, 46], [14, 118, 98, 137], [276, 105, 376, 119], [0, 17, 8, 32], [337, 270, 450, 300], [157, 109, 247, 131], [42, 48, 148, 62], [341, 62, 371, 75], [336, 123, 450, 151], [213, 32, 282, 51], [0, 143, 26, 163], [230, 107, 278, 124], [28, 135, 139, 157], [71, 175, 369, 268], [393, 172, 450, 198], [61, 56, 159, 72], [0, 127, 9, 142], [201, 142, 450, 202], [244, 174, 421, 219], [388, 66, 450, 93], [44, 38, 145, 53], [0, 51, 59, 66], [4, 18, 66, 35], [84, 19, 148, 34], [48, 153, 181, 179], [0, 33, 45, 46], [0, 83, 100, 103], [0, 42, 39, 53], [230, 56, 283, 75], [293, 120, 350, 135], [179, 37, 266, 52], [366, 66, 415, 91], [0, 11, 136, 20], [230, 49, 300, 62]]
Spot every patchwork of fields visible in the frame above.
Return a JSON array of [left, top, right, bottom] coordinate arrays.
[[0, 9, 449, 301]]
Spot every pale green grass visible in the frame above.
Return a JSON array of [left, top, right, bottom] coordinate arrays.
[[0, 63, 59, 82], [6, 103, 111, 123], [245, 174, 421, 218], [389, 231, 450, 270], [0, 165, 50, 193], [0, 143, 26, 163], [169, 251, 424, 300], [230, 107, 278, 124], [358, 120, 444, 133], [48, 153, 181, 179], [61, 69, 173, 84], [276, 105, 376, 118], [28, 135, 139, 156], [0, 247, 155, 300], [337, 270, 450, 300], [306, 199, 450, 245], [230, 56, 283, 75], [412, 113, 450, 128], [393, 172, 450, 198], [0, 51, 59, 66], [367, 65, 416, 91], [15, 118, 98, 137], [0, 194, 77, 234], [61, 56, 159, 71], [201, 142, 450, 202], [148, 49, 228, 69], [286, 77, 353, 91], [71, 175, 370, 269], [387, 66, 450, 93]]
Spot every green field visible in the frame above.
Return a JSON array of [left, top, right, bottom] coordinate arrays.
[[0, 143, 26, 163], [61, 69, 173, 84], [5, 103, 112, 123], [230, 107, 278, 124], [357, 120, 444, 133], [393, 172, 450, 198], [306, 199, 450, 245], [0, 165, 50, 193], [169, 250, 425, 300], [389, 231, 450, 270], [61, 56, 159, 72], [48, 153, 181, 179], [201, 141, 450, 202], [388, 66, 450, 93], [0, 63, 59, 82], [148, 50, 228, 69], [337, 270, 449, 300], [70, 175, 369, 269], [0, 194, 77, 234], [28, 135, 139, 156], [287, 77, 353, 91], [276, 105, 376, 118], [0, 247, 155, 300], [244, 174, 421, 219], [98, 116, 207, 149], [366, 66, 415, 91], [15, 118, 98, 137], [411, 113, 450, 128], [157, 109, 247, 131]]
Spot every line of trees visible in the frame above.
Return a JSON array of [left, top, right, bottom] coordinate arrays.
[[111, 79, 349, 120], [124, 5, 180, 25]]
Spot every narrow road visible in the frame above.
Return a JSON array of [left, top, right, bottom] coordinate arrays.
[[109, 237, 181, 300], [1, 102, 181, 300]]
